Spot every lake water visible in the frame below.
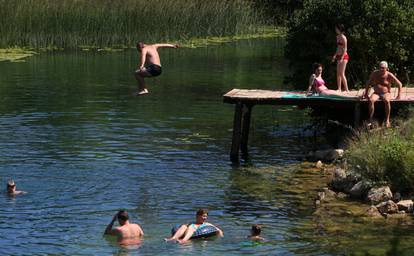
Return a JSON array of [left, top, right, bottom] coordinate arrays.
[[0, 38, 413, 255]]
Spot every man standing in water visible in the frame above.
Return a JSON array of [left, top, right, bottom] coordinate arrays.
[[364, 61, 402, 128], [134, 42, 179, 96], [6, 179, 27, 196], [104, 210, 144, 245]]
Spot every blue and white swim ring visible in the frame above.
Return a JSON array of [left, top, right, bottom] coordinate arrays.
[[171, 224, 219, 239]]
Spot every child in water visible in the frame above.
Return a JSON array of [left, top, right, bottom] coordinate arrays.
[[248, 224, 264, 241]]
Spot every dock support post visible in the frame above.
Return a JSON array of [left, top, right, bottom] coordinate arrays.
[[240, 104, 253, 160], [354, 103, 361, 128], [230, 102, 243, 163]]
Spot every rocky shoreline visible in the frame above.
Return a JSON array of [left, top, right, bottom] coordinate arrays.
[[307, 149, 414, 218]]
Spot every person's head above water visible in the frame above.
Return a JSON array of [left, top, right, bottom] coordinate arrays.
[[117, 210, 129, 225], [7, 179, 16, 194], [251, 224, 262, 236], [195, 208, 209, 223]]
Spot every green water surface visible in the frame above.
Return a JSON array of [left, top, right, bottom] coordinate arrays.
[[0, 38, 413, 255]]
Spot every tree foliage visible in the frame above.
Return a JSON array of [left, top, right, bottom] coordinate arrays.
[[285, 0, 414, 89]]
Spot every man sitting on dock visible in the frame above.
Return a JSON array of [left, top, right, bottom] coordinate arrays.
[[134, 42, 179, 96], [363, 61, 402, 128]]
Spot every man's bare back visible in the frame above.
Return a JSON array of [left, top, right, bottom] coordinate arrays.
[[104, 210, 144, 245], [115, 223, 143, 244], [140, 44, 161, 67]]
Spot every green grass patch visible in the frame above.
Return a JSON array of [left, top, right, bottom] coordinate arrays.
[[180, 26, 286, 48], [345, 115, 414, 193], [0, 48, 37, 62]]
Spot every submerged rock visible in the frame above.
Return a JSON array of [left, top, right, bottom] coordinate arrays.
[[329, 168, 358, 193], [366, 186, 393, 204], [397, 200, 414, 213], [315, 160, 323, 169], [365, 205, 382, 218], [307, 149, 344, 162], [376, 200, 399, 215]]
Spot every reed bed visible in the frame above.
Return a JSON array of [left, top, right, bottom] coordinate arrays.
[[0, 0, 263, 49]]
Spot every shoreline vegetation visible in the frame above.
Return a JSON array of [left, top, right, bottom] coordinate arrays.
[[0, 26, 285, 62], [0, 0, 285, 62], [0, 0, 283, 62]]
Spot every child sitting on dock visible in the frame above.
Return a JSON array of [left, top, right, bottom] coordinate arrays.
[[306, 63, 357, 98], [248, 224, 265, 241]]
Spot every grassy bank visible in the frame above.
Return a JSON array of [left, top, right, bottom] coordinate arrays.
[[345, 115, 414, 193], [0, 0, 264, 49]]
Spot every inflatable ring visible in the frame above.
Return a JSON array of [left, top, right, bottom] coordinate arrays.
[[171, 224, 218, 239]]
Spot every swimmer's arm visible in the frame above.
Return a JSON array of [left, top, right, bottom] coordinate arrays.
[[306, 74, 316, 95], [389, 73, 402, 99], [215, 226, 224, 237], [155, 43, 179, 49], [137, 225, 144, 237], [104, 214, 119, 236], [206, 223, 224, 237]]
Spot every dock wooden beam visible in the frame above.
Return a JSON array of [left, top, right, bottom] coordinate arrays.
[[224, 88, 414, 163], [230, 103, 253, 163]]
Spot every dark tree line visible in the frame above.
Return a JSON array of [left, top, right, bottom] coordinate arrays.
[[283, 0, 414, 88]]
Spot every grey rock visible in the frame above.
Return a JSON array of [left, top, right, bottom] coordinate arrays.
[[366, 186, 393, 204], [365, 205, 382, 218], [349, 181, 371, 199], [376, 200, 399, 215], [397, 200, 413, 213], [329, 168, 358, 193], [315, 160, 323, 168], [393, 192, 402, 202]]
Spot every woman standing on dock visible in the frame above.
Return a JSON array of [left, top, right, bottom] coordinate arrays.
[[306, 63, 356, 97], [332, 24, 349, 92]]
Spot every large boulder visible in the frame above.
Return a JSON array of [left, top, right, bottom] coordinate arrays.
[[366, 186, 393, 204], [329, 168, 358, 193], [397, 200, 414, 213], [349, 181, 371, 199], [376, 200, 399, 215]]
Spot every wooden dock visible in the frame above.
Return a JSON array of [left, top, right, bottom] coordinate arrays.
[[223, 88, 414, 163]]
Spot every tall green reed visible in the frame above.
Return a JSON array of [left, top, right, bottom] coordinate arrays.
[[0, 0, 263, 49]]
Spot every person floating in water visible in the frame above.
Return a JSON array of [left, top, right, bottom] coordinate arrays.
[[165, 208, 224, 244], [134, 42, 179, 96], [363, 61, 402, 128], [104, 210, 144, 245], [6, 179, 27, 196], [248, 224, 265, 241]]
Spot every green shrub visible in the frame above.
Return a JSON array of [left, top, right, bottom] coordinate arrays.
[[285, 0, 414, 89], [346, 117, 414, 193]]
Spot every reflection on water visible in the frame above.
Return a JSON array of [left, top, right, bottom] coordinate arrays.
[[0, 38, 413, 255]]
